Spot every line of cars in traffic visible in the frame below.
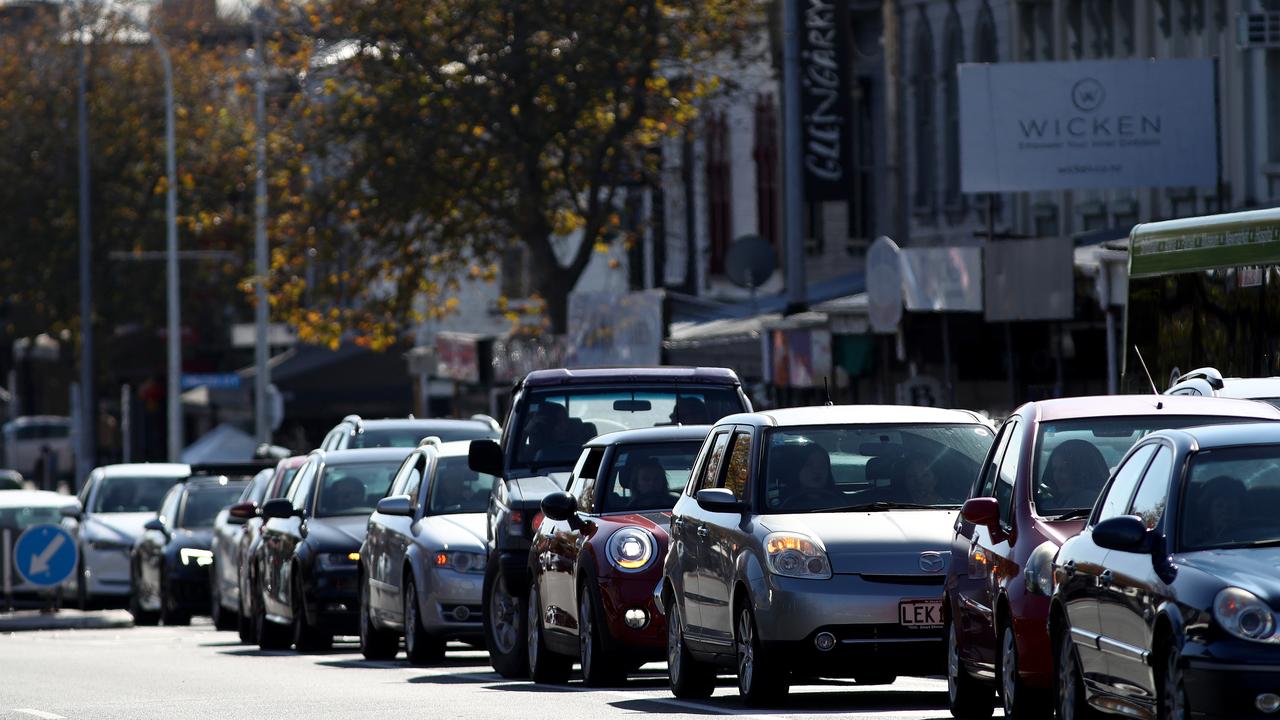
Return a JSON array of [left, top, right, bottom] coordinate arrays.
[[35, 365, 1280, 719]]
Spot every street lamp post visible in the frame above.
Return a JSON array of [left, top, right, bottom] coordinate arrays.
[[75, 1, 95, 485], [252, 10, 271, 445]]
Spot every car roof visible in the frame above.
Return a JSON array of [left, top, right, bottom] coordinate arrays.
[[433, 440, 474, 458], [586, 425, 712, 447], [722, 405, 984, 428], [1217, 378, 1280, 400], [1024, 395, 1280, 423], [521, 367, 741, 387], [316, 447, 416, 464], [184, 476, 250, 491], [348, 418, 492, 431], [0, 490, 77, 508], [96, 463, 192, 478], [279, 455, 309, 469], [1160, 421, 1280, 450]]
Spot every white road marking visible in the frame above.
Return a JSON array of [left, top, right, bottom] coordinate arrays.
[[14, 709, 66, 719]]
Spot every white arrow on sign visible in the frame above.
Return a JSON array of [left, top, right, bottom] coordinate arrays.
[[28, 534, 66, 576]]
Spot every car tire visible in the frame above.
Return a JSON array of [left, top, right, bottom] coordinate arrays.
[[359, 572, 399, 661], [237, 595, 255, 644], [76, 559, 90, 611], [482, 558, 528, 679], [999, 621, 1049, 718], [1056, 621, 1100, 720], [1157, 638, 1189, 720], [128, 567, 159, 627], [526, 581, 572, 684], [667, 599, 715, 699], [735, 602, 788, 706], [947, 618, 994, 718], [256, 592, 291, 650], [160, 572, 191, 626], [292, 572, 333, 652], [404, 576, 445, 665], [579, 584, 623, 687], [210, 565, 237, 631]]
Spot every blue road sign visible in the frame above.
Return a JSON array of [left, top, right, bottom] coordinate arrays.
[[14, 524, 78, 587]]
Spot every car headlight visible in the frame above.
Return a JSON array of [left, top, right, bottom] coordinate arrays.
[[433, 550, 486, 574], [179, 548, 214, 567], [606, 528, 657, 573], [1214, 587, 1279, 643], [1023, 541, 1058, 596], [764, 532, 832, 580], [316, 551, 360, 571]]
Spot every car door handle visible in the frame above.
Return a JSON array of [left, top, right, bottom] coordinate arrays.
[[673, 517, 685, 527], [1063, 560, 1077, 578], [696, 526, 709, 538], [1099, 570, 1114, 587]]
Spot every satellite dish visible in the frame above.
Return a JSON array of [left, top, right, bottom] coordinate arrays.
[[724, 235, 777, 289]]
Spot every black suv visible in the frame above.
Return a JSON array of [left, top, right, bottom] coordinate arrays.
[[468, 367, 750, 677], [320, 415, 500, 451]]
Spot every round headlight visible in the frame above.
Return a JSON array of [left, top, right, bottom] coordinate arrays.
[[1214, 587, 1278, 643], [607, 527, 656, 572], [1023, 541, 1059, 596]]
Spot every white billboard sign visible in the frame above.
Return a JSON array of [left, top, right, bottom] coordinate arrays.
[[959, 59, 1217, 193]]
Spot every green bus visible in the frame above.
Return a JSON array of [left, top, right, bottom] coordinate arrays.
[[1125, 207, 1280, 392]]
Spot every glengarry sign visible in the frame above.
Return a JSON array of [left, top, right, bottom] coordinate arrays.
[[958, 59, 1217, 192], [799, 0, 852, 201]]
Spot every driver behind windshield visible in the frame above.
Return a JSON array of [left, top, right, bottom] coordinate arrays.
[[780, 444, 844, 511], [627, 458, 678, 510], [1040, 439, 1110, 512]]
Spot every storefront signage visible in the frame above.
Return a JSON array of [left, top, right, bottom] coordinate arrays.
[[799, 0, 853, 201]]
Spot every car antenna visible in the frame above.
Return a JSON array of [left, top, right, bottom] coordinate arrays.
[[1134, 345, 1162, 407], [823, 376, 833, 406]]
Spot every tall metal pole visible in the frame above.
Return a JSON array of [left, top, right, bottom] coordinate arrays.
[[252, 12, 271, 444], [76, 5, 96, 485], [782, 0, 807, 314], [158, 39, 182, 462]]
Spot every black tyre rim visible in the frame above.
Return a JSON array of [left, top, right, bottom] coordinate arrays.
[[1162, 647, 1187, 720], [668, 604, 683, 685], [359, 577, 371, 649], [947, 622, 961, 704], [1058, 631, 1080, 720], [490, 573, 520, 655], [736, 608, 755, 696], [526, 586, 540, 673], [405, 581, 418, 655], [579, 591, 594, 677], [1001, 625, 1018, 716]]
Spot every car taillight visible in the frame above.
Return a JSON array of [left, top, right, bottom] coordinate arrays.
[[532, 512, 545, 532], [508, 510, 524, 536]]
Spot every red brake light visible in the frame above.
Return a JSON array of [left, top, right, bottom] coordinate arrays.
[[533, 512, 545, 531]]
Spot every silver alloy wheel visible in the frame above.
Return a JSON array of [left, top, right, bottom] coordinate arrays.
[[736, 608, 754, 695], [1163, 648, 1187, 720], [526, 587, 540, 671], [579, 591, 594, 675], [1001, 625, 1018, 715], [947, 622, 961, 704], [490, 573, 519, 654], [668, 605, 682, 682], [405, 581, 418, 653], [1058, 632, 1079, 720]]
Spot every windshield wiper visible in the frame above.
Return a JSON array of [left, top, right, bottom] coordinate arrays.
[[803, 501, 939, 513], [1052, 508, 1093, 522]]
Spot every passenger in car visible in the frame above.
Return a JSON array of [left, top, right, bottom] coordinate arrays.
[[1186, 475, 1247, 548], [780, 444, 843, 511], [325, 477, 365, 515], [901, 456, 944, 505], [628, 458, 676, 509], [1041, 439, 1110, 511]]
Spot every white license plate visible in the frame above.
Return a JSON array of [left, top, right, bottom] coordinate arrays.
[[898, 599, 943, 629]]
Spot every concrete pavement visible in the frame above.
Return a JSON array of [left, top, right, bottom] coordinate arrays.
[[0, 609, 132, 633]]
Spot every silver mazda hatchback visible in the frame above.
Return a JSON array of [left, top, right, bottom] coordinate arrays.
[[657, 405, 994, 705]]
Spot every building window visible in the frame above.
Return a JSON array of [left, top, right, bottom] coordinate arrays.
[[912, 8, 936, 215], [975, 0, 999, 62], [705, 111, 732, 275], [753, 94, 779, 247], [942, 4, 964, 213], [1033, 203, 1059, 237]]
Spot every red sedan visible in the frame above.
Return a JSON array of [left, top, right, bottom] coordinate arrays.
[[944, 395, 1280, 719], [526, 425, 709, 685]]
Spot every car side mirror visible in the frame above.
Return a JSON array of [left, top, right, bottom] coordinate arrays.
[[1092, 515, 1150, 553], [375, 495, 414, 517], [227, 501, 257, 524], [260, 498, 297, 520], [143, 518, 168, 537], [961, 497, 1000, 528], [469, 439, 503, 477], [59, 503, 82, 520], [541, 491, 577, 522], [696, 488, 749, 514]]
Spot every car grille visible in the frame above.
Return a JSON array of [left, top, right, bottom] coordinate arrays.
[[859, 574, 945, 586]]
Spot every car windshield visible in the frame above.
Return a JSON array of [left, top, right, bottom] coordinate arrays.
[[513, 386, 743, 471], [315, 461, 401, 517], [350, 425, 498, 448], [759, 424, 993, 513], [0, 505, 63, 531], [180, 485, 246, 528], [599, 441, 700, 513], [92, 476, 182, 513], [427, 456, 494, 514], [1180, 445, 1280, 551], [1033, 415, 1249, 516], [12, 423, 70, 440]]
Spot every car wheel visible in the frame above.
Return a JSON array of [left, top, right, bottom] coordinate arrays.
[[76, 559, 90, 611], [947, 618, 994, 719], [482, 559, 528, 679], [1056, 621, 1099, 720], [1000, 621, 1049, 718], [404, 576, 445, 665], [256, 590, 291, 650], [735, 603, 787, 706], [210, 565, 237, 631], [579, 585, 623, 687], [292, 571, 332, 652], [160, 572, 191, 626], [358, 571, 398, 661], [237, 594, 255, 644], [667, 599, 715, 699], [526, 580, 572, 684], [1158, 639, 1189, 720], [128, 566, 159, 627]]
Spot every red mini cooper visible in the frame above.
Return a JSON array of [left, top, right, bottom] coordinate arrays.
[[526, 425, 709, 685], [944, 395, 1280, 719]]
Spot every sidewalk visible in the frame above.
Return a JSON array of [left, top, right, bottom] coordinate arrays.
[[0, 609, 133, 632]]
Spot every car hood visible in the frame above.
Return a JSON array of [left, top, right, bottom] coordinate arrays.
[[84, 512, 154, 544], [1039, 518, 1088, 546], [760, 510, 958, 575], [417, 513, 487, 551], [508, 473, 571, 506], [595, 511, 672, 541], [306, 515, 368, 551], [1179, 547, 1280, 602]]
